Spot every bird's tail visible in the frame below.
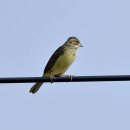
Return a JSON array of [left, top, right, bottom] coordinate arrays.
[[29, 82, 43, 94]]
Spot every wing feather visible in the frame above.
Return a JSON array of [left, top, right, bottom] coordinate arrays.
[[43, 45, 65, 75]]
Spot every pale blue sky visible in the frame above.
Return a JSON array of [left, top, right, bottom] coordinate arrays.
[[0, 0, 130, 130]]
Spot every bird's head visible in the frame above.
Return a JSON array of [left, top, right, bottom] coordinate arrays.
[[64, 36, 83, 49]]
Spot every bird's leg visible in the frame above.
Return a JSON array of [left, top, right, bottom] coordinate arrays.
[[50, 75, 55, 83], [68, 75, 74, 81], [61, 75, 74, 81]]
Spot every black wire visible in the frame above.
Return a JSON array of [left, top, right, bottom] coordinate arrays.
[[0, 75, 130, 83]]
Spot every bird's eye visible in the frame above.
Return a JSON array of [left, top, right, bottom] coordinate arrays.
[[72, 41, 79, 45], [75, 41, 79, 44], [69, 40, 79, 45]]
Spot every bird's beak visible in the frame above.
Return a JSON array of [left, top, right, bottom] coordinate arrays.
[[80, 43, 83, 47]]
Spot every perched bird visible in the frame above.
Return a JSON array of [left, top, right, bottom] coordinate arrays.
[[29, 36, 83, 94]]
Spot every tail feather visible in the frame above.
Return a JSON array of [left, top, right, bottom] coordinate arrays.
[[29, 82, 43, 94]]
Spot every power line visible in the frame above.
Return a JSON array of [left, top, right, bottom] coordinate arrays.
[[0, 75, 130, 83]]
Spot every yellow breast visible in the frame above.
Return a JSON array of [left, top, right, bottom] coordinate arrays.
[[49, 48, 77, 76]]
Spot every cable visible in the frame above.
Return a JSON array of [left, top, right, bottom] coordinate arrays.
[[0, 75, 130, 83]]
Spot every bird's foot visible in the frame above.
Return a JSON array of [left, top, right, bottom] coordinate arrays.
[[50, 75, 55, 83], [68, 75, 74, 81], [62, 75, 74, 81]]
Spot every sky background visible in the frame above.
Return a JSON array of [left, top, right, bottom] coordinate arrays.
[[0, 0, 130, 130]]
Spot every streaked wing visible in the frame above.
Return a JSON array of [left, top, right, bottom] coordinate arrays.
[[44, 45, 65, 74]]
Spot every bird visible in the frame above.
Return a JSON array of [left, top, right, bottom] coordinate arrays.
[[29, 36, 83, 94]]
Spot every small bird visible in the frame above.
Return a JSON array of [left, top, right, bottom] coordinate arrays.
[[29, 36, 83, 94]]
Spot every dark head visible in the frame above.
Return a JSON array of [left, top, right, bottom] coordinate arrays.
[[64, 36, 83, 48]]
